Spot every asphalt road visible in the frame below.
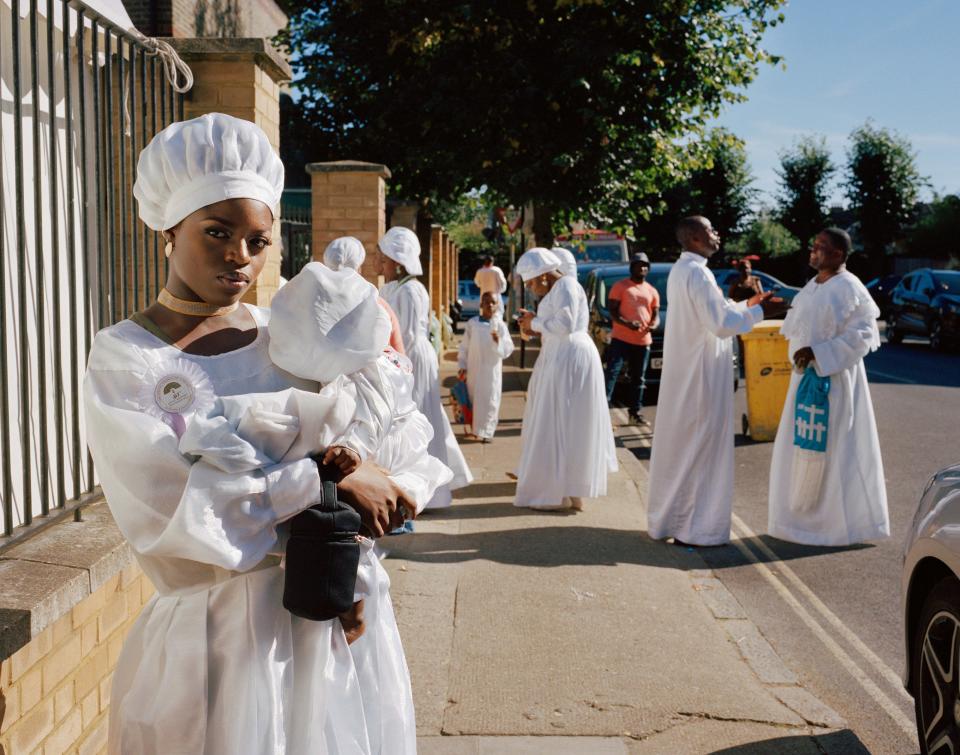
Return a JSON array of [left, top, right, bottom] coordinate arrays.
[[634, 331, 960, 755]]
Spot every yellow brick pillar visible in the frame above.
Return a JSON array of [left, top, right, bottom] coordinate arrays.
[[168, 38, 292, 306], [307, 161, 390, 286], [429, 226, 443, 320], [390, 201, 419, 232]]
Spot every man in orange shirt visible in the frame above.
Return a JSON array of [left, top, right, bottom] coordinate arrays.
[[604, 253, 660, 425]]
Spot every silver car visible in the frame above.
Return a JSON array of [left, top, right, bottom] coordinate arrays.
[[902, 462, 960, 754]]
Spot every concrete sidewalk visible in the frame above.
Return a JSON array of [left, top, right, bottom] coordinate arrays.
[[382, 341, 859, 754]]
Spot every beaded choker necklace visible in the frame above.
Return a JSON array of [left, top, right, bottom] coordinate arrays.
[[157, 288, 239, 317]]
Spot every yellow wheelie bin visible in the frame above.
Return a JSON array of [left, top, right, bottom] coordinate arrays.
[[739, 321, 793, 441]]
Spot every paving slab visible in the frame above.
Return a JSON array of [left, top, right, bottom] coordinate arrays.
[[383, 346, 832, 750]]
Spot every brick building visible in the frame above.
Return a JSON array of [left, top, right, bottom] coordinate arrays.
[[122, 0, 287, 38]]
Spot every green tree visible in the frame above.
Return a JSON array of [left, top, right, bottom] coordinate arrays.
[[726, 211, 799, 258], [631, 129, 755, 256], [906, 195, 960, 260], [776, 135, 834, 247], [278, 1, 785, 246], [845, 122, 924, 267]]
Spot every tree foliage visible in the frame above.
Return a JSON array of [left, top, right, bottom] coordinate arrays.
[[631, 128, 755, 256], [906, 194, 960, 259], [278, 0, 785, 242], [776, 135, 834, 247], [726, 210, 799, 258], [844, 122, 925, 260]]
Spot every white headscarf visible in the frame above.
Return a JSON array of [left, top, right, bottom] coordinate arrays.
[[134, 113, 284, 231], [323, 236, 366, 272], [515, 247, 562, 282], [551, 246, 578, 278], [268, 262, 391, 384], [378, 226, 423, 276]]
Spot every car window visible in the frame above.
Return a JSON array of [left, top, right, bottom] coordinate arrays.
[[755, 272, 785, 289], [933, 271, 960, 295], [900, 274, 916, 292]]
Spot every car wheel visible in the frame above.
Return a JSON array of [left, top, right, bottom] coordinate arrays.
[[912, 576, 960, 755], [930, 320, 945, 352], [887, 318, 904, 345]]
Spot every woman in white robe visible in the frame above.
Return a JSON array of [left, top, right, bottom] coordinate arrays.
[[767, 230, 890, 546], [514, 248, 617, 510], [378, 226, 473, 508], [87, 113, 421, 754], [458, 293, 515, 441]]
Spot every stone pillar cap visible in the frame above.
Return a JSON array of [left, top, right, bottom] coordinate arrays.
[[164, 38, 292, 84], [307, 161, 391, 179]]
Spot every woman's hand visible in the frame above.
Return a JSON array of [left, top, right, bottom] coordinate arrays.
[[517, 309, 535, 335], [793, 346, 815, 371], [338, 599, 365, 645], [335, 460, 416, 538], [322, 445, 361, 479]]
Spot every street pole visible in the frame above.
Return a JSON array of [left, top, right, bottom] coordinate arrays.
[[518, 227, 526, 369]]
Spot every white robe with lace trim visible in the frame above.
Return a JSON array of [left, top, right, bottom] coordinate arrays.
[[767, 271, 890, 546], [647, 251, 763, 545]]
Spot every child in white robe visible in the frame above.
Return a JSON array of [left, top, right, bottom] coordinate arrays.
[[179, 262, 451, 755], [458, 292, 514, 441]]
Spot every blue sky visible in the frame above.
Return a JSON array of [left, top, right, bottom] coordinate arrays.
[[715, 0, 960, 208]]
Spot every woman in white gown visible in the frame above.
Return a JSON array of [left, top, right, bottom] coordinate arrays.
[[514, 248, 618, 510], [85, 113, 421, 754], [378, 227, 473, 508]]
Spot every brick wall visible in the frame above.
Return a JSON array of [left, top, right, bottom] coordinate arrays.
[[122, 0, 287, 38], [0, 562, 153, 755]]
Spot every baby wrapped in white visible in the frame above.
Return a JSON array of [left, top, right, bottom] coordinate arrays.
[[179, 262, 451, 754]]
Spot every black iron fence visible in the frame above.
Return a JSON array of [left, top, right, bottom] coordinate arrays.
[[0, 0, 188, 546], [280, 188, 312, 280]]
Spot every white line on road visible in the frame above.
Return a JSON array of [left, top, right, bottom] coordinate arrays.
[[729, 519, 917, 741], [866, 369, 920, 385], [733, 514, 912, 702]]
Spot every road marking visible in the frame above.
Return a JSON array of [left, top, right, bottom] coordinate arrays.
[[866, 369, 919, 385], [729, 519, 917, 741], [733, 514, 912, 702]]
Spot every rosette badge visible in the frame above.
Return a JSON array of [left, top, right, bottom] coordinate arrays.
[[139, 358, 215, 437]]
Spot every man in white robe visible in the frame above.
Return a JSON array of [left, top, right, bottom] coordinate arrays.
[[458, 292, 515, 441], [474, 255, 508, 296], [768, 228, 889, 545], [647, 216, 785, 546]]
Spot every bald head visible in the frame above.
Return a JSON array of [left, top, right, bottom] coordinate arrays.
[[676, 216, 720, 257]]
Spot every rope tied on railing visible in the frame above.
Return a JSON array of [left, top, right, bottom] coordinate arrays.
[[120, 31, 195, 135]]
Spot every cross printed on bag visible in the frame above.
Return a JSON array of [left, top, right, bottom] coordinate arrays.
[[795, 403, 827, 445]]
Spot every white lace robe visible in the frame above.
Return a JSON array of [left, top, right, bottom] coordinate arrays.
[[767, 272, 890, 546]]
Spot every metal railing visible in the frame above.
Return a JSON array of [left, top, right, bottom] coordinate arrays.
[[0, 0, 186, 547], [280, 188, 312, 280]]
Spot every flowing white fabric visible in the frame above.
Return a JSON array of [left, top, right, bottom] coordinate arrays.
[[768, 272, 890, 546], [457, 317, 515, 439], [514, 276, 617, 507], [85, 306, 374, 754], [381, 278, 473, 508], [646, 252, 763, 545]]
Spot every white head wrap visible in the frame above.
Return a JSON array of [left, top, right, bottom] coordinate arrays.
[[268, 262, 391, 384], [134, 113, 284, 231], [378, 226, 423, 276], [551, 246, 578, 278], [323, 236, 366, 272], [515, 247, 562, 282]]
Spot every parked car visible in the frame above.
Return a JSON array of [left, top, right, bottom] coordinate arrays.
[[583, 262, 738, 401], [865, 274, 902, 319], [886, 269, 960, 351], [901, 462, 960, 755], [456, 280, 507, 321], [711, 268, 801, 315]]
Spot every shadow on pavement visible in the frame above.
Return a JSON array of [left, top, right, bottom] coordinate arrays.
[[448, 481, 518, 500], [387, 523, 868, 570], [709, 728, 873, 754]]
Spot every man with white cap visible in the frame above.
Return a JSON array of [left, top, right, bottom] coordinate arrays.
[[84, 113, 432, 754], [514, 248, 617, 510], [647, 215, 784, 546], [378, 226, 473, 508]]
